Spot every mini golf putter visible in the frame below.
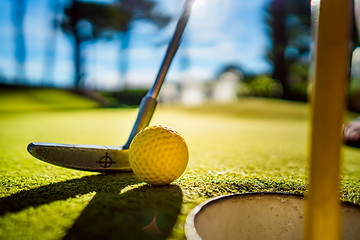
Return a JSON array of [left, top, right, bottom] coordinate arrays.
[[27, 0, 194, 172]]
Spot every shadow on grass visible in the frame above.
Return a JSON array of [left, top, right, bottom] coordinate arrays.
[[63, 185, 183, 240], [0, 173, 139, 215], [0, 173, 183, 240]]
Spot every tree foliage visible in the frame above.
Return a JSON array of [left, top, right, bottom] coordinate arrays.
[[61, 0, 171, 88], [265, 0, 311, 100]]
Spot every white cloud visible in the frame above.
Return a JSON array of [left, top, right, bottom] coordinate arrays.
[[126, 69, 157, 86], [186, 42, 237, 61], [191, 0, 231, 27], [187, 0, 231, 44], [86, 42, 118, 63], [129, 46, 166, 61], [86, 66, 122, 90], [178, 66, 214, 80]]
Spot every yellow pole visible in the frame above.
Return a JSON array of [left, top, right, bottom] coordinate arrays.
[[304, 0, 351, 239]]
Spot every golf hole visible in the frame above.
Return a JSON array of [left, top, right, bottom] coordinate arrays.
[[185, 193, 360, 240]]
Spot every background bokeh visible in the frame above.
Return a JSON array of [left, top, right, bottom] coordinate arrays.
[[1, 0, 360, 109]]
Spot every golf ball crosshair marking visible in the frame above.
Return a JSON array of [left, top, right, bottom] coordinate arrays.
[[96, 153, 116, 168], [129, 125, 189, 185]]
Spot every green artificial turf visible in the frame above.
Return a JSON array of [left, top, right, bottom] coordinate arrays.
[[1, 89, 360, 240], [0, 87, 98, 111]]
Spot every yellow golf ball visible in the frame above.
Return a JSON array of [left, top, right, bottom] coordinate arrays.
[[129, 124, 189, 185]]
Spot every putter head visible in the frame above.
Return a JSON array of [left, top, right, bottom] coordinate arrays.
[[27, 96, 157, 173], [28, 142, 131, 172]]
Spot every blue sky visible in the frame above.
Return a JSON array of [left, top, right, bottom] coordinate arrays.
[[0, 0, 272, 90]]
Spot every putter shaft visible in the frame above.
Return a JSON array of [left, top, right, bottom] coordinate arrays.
[[148, 0, 194, 99], [123, 0, 194, 148]]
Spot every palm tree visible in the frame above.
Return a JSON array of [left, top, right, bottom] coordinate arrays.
[[113, 0, 171, 89], [42, 0, 61, 86], [266, 0, 311, 100], [11, 0, 27, 84], [61, 0, 170, 89]]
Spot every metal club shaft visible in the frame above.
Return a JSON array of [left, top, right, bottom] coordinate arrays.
[[148, 0, 194, 99], [123, 0, 194, 149]]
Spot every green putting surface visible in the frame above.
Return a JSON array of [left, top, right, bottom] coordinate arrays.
[[1, 89, 360, 240]]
